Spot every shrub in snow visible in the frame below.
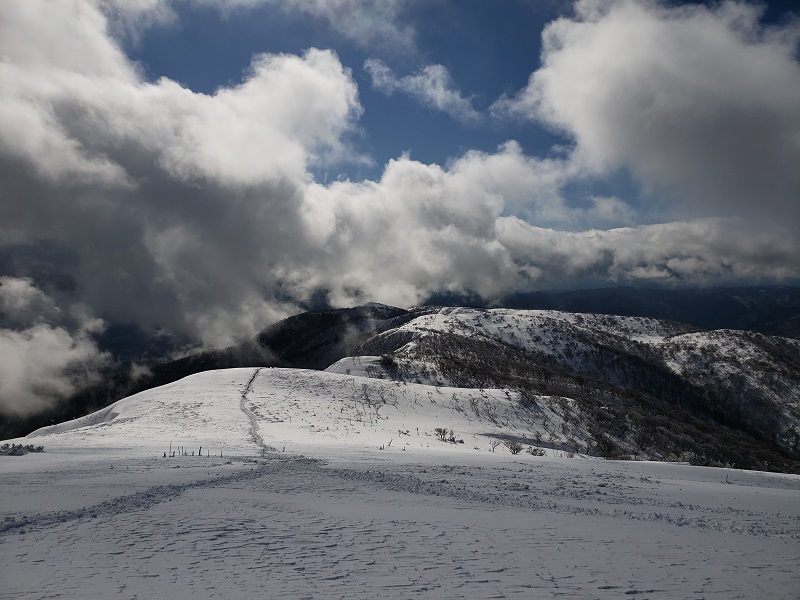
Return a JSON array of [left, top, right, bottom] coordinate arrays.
[[526, 446, 546, 456], [593, 433, 624, 459], [379, 354, 398, 370], [0, 443, 44, 456], [504, 441, 524, 455]]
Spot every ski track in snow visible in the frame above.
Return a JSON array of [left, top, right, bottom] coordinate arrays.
[[4, 453, 796, 541], [0, 458, 267, 536], [2, 366, 799, 599], [240, 367, 272, 453]]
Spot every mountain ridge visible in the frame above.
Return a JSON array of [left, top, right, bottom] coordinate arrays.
[[497, 286, 800, 339], [334, 307, 799, 471], [11, 304, 799, 473], [3, 288, 799, 474]]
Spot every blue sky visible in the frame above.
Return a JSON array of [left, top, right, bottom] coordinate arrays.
[[0, 0, 799, 411]]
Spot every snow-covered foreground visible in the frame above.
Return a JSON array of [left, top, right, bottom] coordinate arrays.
[[2, 368, 799, 599]]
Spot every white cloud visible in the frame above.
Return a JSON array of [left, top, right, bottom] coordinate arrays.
[[492, 0, 800, 227], [297, 148, 798, 307], [0, 0, 366, 345], [0, 278, 110, 418], [283, 0, 414, 52], [364, 58, 481, 123], [0, 35, 362, 187], [153, 48, 364, 185], [0, 277, 62, 329], [582, 196, 636, 227], [0, 323, 110, 418]]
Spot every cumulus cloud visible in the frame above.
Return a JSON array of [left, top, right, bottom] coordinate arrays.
[[492, 0, 800, 227], [1, 0, 366, 344], [296, 150, 798, 306], [0, 13, 363, 187], [0, 278, 110, 418], [364, 58, 482, 122]]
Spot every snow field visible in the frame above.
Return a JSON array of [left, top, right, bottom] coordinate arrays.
[[1, 367, 798, 599], [2, 451, 798, 599]]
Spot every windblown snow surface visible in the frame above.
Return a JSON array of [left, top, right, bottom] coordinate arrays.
[[2, 367, 798, 599]]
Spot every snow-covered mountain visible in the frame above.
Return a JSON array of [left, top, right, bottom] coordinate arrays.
[[0, 303, 412, 440], [500, 285, 800, 339], [336, 306, 800, 471], [22, 303, 797, 472]]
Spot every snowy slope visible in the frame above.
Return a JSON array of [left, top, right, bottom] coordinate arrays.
[[23, 367, 567, 459], [26, 369, 258, 455], [351, 307, 800, 458], [1, 366, 799, 599], [658, 329, 800, 444]]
